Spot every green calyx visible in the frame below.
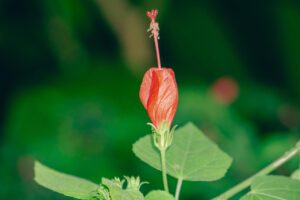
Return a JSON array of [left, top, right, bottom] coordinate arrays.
[[148, 121, 177, 151]]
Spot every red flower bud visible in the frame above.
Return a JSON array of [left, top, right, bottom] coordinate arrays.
[[139, 67, 178, 128]]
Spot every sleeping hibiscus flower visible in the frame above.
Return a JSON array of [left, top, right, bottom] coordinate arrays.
[[139, 68, 178, 129], [139, 10, 178, 151]]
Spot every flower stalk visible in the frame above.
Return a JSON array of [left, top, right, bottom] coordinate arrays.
[[160, 149, 169, 192]]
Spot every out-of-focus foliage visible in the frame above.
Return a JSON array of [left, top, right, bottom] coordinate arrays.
[[0, 0, 300, 200]]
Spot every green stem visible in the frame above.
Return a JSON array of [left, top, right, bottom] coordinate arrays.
[[175, 178, 183, 200], [160, 150, 169, 192], [214, 141, 300, 200]]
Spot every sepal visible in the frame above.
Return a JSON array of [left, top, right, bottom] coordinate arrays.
[[148, 122, 177, 151]]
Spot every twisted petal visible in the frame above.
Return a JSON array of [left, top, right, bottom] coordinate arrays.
[[139, 68, 178, 128]]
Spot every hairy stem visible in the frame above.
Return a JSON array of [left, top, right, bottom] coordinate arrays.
[[214, 141, 300, 200], [175, 178, 183, 200], [160, 150, 169, 192]]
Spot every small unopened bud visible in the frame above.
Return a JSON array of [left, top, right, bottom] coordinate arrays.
[[112, 177, 125, 188], [124, 176, 148, 190]]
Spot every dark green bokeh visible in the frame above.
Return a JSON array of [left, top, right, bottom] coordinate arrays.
[[1, 0, 300, 200]]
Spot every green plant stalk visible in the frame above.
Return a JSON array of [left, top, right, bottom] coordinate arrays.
[[160, 150, 169, 192], [214, 141, 300, 200], [175, 178, 183, 200]]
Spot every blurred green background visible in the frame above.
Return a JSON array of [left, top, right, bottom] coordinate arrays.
[[1, 0, 300, 199]]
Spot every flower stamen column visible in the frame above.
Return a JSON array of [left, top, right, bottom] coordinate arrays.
[[147, 9, 161, 69]]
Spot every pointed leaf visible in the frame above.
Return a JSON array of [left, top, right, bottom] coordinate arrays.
[[34, 161, 98, 199], [241, 175, 300, 200], [133, 122, 232, 181]]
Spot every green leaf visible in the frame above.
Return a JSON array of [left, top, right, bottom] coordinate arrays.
[[34, 161, 98, 199], [291, 169, 300, 180], [145, 190, 175, 200], [241, 175, 300, 200], [133, 122, 232, 181], [102, 178, 144, 200]]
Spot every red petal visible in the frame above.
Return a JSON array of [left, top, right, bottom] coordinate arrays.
[[139, 68, 156, 109], [140, 68, 178, 128]]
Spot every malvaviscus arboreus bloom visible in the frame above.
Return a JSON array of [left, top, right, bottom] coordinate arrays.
[[141, 10, 176, 193], [139, 9, 178, 131]]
